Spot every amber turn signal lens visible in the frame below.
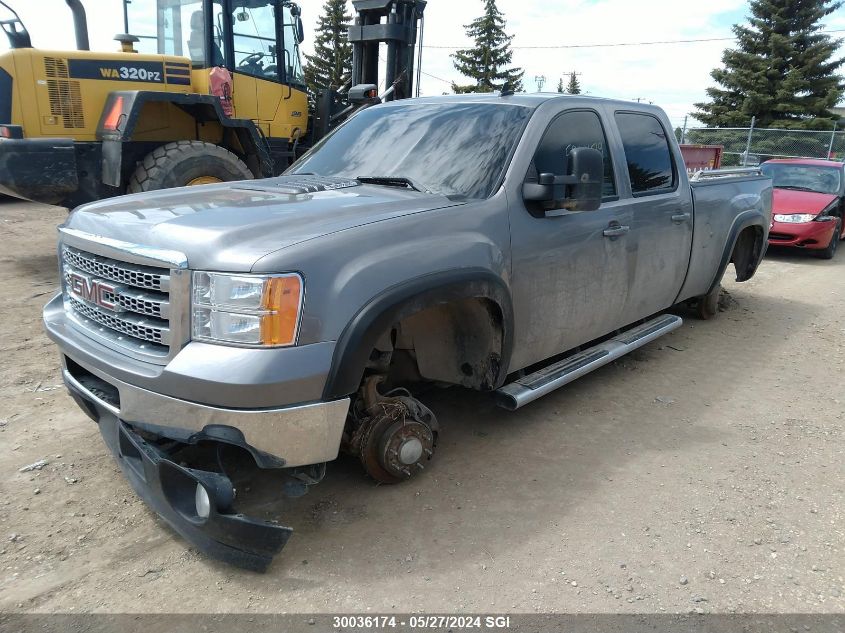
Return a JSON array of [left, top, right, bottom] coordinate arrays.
[[103, 96, 124, 131], [260, 275, 303, 346]]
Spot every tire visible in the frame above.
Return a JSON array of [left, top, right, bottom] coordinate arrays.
[[814, 219, 841, 260], [694, 283, 722, 320], [126, 141, 253, 194]]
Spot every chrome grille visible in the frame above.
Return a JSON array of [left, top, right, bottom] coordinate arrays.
[[68, 297, 170, 345], [63, 246, 169, 292], [61, 245, 173, 356]]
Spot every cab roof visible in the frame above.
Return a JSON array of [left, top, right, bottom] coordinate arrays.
[[378, 92, 666, 116]]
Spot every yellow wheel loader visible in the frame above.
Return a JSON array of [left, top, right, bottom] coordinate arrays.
[[0, 0, 312, 206]]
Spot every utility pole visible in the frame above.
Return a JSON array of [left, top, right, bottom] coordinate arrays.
[[534, 75, 546, 92], [681, 115, 688, 144]]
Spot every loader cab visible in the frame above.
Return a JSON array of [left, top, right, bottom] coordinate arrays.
[[125, 0, 305, 88]]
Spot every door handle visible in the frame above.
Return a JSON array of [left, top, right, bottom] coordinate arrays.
[[671, 212, 691, 224], [603, 225, 630, 238]]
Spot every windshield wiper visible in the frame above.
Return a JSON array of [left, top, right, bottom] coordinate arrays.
[[356, 176, 432, 194]]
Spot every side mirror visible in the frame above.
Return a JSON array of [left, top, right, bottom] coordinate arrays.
[[523, 147, 604, 215], [296, 16, 304, 43], [348, 83, 380, 105]]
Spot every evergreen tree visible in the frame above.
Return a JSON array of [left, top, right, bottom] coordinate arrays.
[[694, 0, 844, 129], [566, 72, 581, 94], [451, 0, 524, 93], [556, 77, 564, 93], [303, 0, 353, 95]]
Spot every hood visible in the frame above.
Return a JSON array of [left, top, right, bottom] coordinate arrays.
[[65, 176, 465, 271], [772, 188, 838, 215]]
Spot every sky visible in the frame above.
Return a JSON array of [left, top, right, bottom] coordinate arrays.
[[2, 0, 844, 129]]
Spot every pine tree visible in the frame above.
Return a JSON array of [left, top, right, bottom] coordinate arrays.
[[303, 0, 353, 95], [566, 72, 581, 95], [694, 0, 844, 129], [556, 77, 564, 93], [451, 0, 524, 93]]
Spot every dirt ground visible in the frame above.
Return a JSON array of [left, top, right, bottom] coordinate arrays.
[[0, 198, 842, 616]]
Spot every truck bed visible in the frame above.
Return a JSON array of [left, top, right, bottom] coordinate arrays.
[[680, 170, 772, 301]]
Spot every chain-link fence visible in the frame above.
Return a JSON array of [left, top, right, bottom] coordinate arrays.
[[680, 123, 845, 167]]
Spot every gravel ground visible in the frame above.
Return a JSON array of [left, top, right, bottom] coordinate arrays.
[[0, 198, 842, 615]]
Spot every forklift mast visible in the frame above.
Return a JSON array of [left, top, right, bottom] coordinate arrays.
[[313, 0, 426, 141], [350, 0, 427, 102]]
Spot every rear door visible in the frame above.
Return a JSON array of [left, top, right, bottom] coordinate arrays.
[[508, 108, 634, 370], [611, 111, 693, 323]]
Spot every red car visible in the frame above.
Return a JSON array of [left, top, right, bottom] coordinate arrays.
[[761, 159, 845, 259]]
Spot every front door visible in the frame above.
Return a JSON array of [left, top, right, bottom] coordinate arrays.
[[508, 108, 634, 371], [230, 0, 283, 122], [612, 111, 692, 323]]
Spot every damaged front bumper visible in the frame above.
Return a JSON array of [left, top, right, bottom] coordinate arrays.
[[58, 358, 348, 571], [97, 410, 291, 571]]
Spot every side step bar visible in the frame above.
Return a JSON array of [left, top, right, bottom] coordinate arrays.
[[495, 314, 683, 411]]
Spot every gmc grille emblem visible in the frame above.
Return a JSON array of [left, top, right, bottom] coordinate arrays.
[[67, 272, 119, 311]]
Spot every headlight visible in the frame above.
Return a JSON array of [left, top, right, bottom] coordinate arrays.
[[773, 213, 817, 223], [191, 272, 303, 346]]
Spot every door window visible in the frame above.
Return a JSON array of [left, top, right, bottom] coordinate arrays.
[[232, 2, 280, 81], [615, 112, 676, 195], [527, 110, 616, 198]]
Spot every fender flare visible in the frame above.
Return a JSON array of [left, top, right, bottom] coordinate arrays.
[[707, 209, 768, 295], [322, 269, 515, 400], [95, 90, 273, 186]]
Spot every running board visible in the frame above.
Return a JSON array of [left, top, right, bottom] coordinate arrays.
[[495, 314, 683, 411]]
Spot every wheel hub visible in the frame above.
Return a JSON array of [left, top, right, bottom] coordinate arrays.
[[186, 176, 223, 186], [378, 419, 434, 479], [398, 437, 424, 465]]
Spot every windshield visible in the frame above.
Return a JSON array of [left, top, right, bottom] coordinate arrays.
[[126, 0, 219, 62], [289, 103, 533, 199], [761, 163, 842, 195], [126, 0, 303, 82]]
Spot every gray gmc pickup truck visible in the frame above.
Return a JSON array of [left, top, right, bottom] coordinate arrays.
[[43, 93, 772, 570]]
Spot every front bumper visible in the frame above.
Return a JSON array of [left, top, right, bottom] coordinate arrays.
[[0, 137, 78, 202], [52, 309, 349, 571], [44, 293, 349, 467], [73, 384, 292, 571], [768, 218, 837, 249]]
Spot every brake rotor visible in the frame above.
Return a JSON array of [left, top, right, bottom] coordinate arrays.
[[357, 402, 436, 484]]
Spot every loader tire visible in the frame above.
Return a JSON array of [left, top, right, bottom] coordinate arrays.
[[127, 141, 253, 193]]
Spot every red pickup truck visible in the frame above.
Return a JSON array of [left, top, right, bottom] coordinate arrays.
[[761, 159, 845, 259]]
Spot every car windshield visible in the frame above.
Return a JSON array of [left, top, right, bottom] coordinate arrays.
[[289, 102, 533, 199], [760, 163, 842, 195]]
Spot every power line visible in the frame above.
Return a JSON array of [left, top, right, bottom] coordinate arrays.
[[422, 28, 845, 51], [419, 68, 453, 85]]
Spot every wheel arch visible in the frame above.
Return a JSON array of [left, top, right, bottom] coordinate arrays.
[[708, 211, 768, 294], [96, 91, 273, 187], [322, 269, 515, 400]]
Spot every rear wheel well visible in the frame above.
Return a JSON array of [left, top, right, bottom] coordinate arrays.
[[730, 225, 765, 282]]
